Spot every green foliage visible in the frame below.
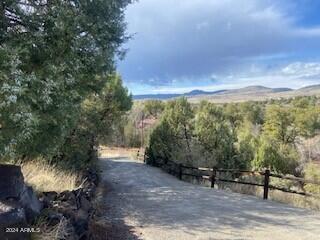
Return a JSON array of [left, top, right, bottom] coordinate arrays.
[[52, 74, 132, 169], [110, 102, 146, 148], [144, 100, 165, 117], [252, 105, 303, 174], [294, 106, 320, 138], [162, 98, 194, 135], [195, 101, 236, 168], [304, 163, 320, 194], [146, 120, 176, 166], [0, 1, 132, 167], [235, 121, 259, 169], [252, 136, 299, 174], [123, 121, 142, 148], [145, 96, 320, 176], [147, 100, 239, 169], [223, 103, 242, 131], [263, 105, 297, 144], [162, 98, 194, 163], [146, 98, 195, 165], [239, 102, 265, 125]]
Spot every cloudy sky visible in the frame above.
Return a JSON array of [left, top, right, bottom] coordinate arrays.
[[118, 0, 320, 95]]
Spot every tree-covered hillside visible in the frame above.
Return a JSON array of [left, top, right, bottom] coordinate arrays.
[[139, 96, 320, 180]]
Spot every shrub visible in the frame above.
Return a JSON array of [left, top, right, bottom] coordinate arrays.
[[304, 163, 320, 194]]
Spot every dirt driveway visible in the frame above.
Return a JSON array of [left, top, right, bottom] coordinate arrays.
[[99, 157, 320, 240]]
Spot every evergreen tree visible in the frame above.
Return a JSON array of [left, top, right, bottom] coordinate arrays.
[[0, 0, 132, 165]]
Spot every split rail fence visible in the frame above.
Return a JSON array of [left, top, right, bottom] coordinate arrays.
[[148, 158, 320, 200]]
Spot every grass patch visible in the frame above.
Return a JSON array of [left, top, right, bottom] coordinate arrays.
[[99, 146, 144, 160], [21, 160, 78, 193]]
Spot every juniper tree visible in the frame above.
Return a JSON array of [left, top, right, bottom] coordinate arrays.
[[0, 0, 132, 164]]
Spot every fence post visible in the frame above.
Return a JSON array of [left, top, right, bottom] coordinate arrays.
[[178, 164, 182, 180], [263, 169, 270, 200], [211, 168, 216, 188]]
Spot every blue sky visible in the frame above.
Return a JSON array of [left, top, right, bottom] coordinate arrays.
[[118, 0, 320, 95]]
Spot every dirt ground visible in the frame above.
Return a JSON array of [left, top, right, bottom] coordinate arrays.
[[99, 156, 320, 240]]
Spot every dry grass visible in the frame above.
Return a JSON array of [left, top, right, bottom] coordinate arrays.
[[32, 216, 75, 240], [181, 175, 320, 210], [99, 146, 145, 161], [217, 182, 320, 210], [21, 161, 78, 193]]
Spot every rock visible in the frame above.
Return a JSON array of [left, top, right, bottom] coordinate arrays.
[[35, 167, 100, 240], [81, 169, 99, 186], [83, 183, 96, 200], [42, 191, 58, 202], [46, 211, 63, 226], [0, 165, 25, 200], [0, 163, 42, 239], [74, 217, 88, 240], [19, 186, 42, 222], [39, 191, 58, 208], [79, 196, 92, 212], [58, 191, 76, 204], [0, 202, 27, 227], [39, 196, 51, 209], [0, 202, 29, 240], [55, 201, 77, 218]]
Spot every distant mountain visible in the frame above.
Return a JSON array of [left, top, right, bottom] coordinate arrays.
[[133, 84, 320, 101], [133, 85, 292, 100], [185, 89, 227, 96], [133, 93, 181, 100], [297, 84, 320, 92], [217, 86, 293, 95], [133, 89, 227, 100]]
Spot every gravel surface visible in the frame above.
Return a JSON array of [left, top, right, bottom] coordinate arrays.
[[99, 157, 320, 240]]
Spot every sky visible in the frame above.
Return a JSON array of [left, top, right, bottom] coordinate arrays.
[[117, 0, 320, 95]]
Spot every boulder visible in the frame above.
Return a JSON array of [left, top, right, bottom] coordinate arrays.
[[79, 196, 92, 212], [0, 164, 42, 240], [19, 186, 42, 222], [0, 202, 27, 227], [41, 191, 58, 202], [58, 190, 77, 204], [0, 202, 29, 240], [39, 191, 58, 208], [0, 165, 25, 200]]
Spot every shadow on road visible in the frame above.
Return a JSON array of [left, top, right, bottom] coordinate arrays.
[[93, 176, 143, 240], [98, 157, 320, 240]]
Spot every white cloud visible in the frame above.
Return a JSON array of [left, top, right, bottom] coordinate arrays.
[[120, 0, 320, 92], [282, 62, 320, 78], [139, 62, 320, 94]]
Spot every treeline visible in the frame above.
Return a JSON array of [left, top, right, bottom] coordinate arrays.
[[0, 1, 132, 170], [144, 96, 320, 178]]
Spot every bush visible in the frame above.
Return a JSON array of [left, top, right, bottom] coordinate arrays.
[[252, 136, 299, 174], [304, 163, 320, 194]]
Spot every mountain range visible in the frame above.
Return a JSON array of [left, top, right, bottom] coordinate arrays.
[[133, 84, 320, 102]]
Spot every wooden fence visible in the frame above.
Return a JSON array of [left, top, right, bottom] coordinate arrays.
[[150, 159, 320, 200]]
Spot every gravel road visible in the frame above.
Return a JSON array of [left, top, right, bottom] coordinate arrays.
[[99, 157, 320, 240]]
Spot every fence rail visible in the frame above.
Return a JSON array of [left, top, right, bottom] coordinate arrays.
[[152, 159, 320, 200]]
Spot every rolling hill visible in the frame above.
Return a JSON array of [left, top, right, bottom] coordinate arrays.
[[133, 84, 320, 103], [133, 89, 226, 100]]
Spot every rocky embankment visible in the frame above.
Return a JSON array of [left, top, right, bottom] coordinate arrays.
[[0, 164, 42, 240], [0, 164, 99, 240]]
